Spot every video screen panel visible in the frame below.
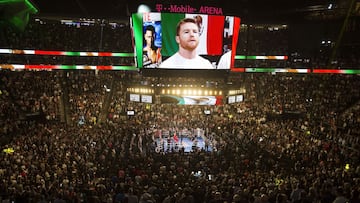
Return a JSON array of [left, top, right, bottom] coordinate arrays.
[[236, 95, 244, 102], [228, 95, 236, 104], [131, 12, 240, 70], [129, 93, 140, 102], [141, 95, 153, 103], [127, 110, 135, 116], [160, 95, 223, 105]]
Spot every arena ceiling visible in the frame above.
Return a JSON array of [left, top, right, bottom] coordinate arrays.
[[29, 0, 352, 23]]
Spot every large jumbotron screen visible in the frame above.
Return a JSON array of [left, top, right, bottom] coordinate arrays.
[[131, 12, 240, 70]]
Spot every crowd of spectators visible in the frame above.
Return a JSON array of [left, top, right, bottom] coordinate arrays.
[[236, 25, 289, 56], [0, 17, 134, 66], [0, 18, 132, 52], [1, 68, 359, 202]]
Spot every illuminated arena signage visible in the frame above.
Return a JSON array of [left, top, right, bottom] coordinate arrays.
[[155, 4, 223, 15]]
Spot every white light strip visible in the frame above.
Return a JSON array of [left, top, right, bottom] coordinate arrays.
[[0, 49, 11, 54], [80, 52, 98, 56]]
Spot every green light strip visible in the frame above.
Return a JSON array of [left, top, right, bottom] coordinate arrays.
[[234, 55, 260, 60], [245, 68, 276, 72], [111, 66, 138, 70], [25, 0, 39, 13], [60, 65, 77, 69], [234, 55, 246, 59], [112, 53, 135, 57], [65, 52, 81, 56], [246, 56, 257, 60], [344, 69, 360, 74]]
